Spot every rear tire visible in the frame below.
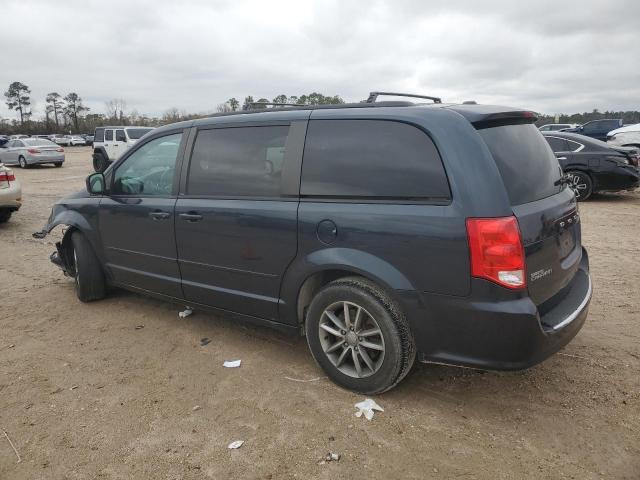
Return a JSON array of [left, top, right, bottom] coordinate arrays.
[[18, 156, 28, 168], [567, 170, 593, 201], [0, 209, 12, 223], [54, 162, 63, 167], [305, 276, 416, 394], [71, 231, 106, 302], [93, 152, 107, 172]]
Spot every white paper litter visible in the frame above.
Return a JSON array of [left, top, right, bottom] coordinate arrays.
[[223, 360, 242, 368], [178, 308, 193, 318], [227, 440, 244, 449], [354, 398, 384, 420]]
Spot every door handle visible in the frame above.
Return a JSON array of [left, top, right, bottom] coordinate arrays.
[[149, 211, 171, 220], [179, 212, 203, 222], [556, 156, 567, 160]]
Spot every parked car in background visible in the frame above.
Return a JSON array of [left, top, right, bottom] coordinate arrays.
[[607, 123, 640, 149], [50, 135, 71, 146], [542, 131, 639, 200], [69, 135, 86, 146], [84, 134, 94, 146], [0, 136, 9, 147], [538, 123, 577, 132], [92, 126, 154, 172], [39, 95, 592, 394], [10, 134, 29, 140], [564, 119, 624, 141], [0, 162, 21, 222], [0, 138, 65, 168]]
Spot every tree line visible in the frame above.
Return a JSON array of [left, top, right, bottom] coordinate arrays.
[[1, 81, 346, 135], [4, 80, 639, 135]]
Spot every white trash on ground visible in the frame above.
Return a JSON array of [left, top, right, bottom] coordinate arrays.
[[228, 440, 244, 449], [223, 360, 242, 368], [354, 398, 384, 420], [178, 308, 193, 318]]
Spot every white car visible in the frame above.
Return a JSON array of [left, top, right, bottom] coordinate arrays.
[[69, 135, 86, 146], [51, 135, 71, 146], [538, 123, 578, 132], [92, 126, 154, 172], [607, 123, 640, 149], [0, 163, 21, 223]]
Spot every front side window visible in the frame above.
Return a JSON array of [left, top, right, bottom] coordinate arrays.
[[112, 133, 182, 196], [105, 129, 113, 141], [301, 119, 450, 199], [187, 126, 290, 197]]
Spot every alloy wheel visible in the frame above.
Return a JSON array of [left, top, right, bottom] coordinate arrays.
[[318, 301, 385, 378], [566, 172, 589, 199]]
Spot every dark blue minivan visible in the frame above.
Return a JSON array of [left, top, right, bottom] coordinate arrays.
[[37, 93, 592, 393]]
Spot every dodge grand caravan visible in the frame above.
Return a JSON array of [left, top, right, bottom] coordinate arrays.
[[35, 92, 592, 394]]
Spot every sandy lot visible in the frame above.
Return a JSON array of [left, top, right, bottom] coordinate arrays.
[[0, 147, 638, 479]]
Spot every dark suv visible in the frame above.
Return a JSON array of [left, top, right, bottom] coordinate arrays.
[[36, 93, 592, 394], [564, 119, 623, 141]]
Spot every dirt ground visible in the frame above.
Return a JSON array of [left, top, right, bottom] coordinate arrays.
[[0, 146, 638, 479]]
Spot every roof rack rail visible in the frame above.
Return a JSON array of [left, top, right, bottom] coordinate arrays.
[[366, 91, 442, 104], [249, 102, 302, 108]]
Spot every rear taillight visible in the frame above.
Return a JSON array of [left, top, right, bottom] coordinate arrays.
[[0, 169, 15, 187], [57, 147, 64, 152], [466, 216, 526, 289], [27, 148, 41, 154]]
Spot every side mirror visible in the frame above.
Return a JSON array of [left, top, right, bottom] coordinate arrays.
[[86, 173, 105, 195]]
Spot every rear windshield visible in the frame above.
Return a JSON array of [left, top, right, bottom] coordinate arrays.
[[24, 139, 55, 146], [126, 128, 153, 139], [478, 124, 562, 205]]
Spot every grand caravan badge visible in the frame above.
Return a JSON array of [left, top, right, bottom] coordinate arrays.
[[531, 268, 553, 282]]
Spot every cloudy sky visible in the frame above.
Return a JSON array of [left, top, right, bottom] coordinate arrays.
[[2, 0, 639, 120]]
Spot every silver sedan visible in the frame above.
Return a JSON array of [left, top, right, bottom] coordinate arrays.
[[0, 138, 65, 168]]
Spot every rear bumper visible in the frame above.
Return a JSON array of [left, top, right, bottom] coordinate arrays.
[[26, 154, 65, 164], [0, 183, 22, 210], [409, 248, 591, 370]]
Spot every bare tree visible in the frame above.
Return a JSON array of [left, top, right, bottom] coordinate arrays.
[[105, 98, 127, 122], [46, 92, 63, 128], [216, 102, 233, 113]]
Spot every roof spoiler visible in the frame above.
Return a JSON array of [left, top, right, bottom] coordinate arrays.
[[445, 106, 538, 129]]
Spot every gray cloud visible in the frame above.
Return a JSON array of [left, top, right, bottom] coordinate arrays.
[[1, 0, 639, 121]]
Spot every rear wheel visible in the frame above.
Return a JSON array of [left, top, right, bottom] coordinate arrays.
[[0, 209, 12, 223], [54, 162, 63, 168], [71, 231, 106, 302], [18, 156, 28, 168], [305, 276, 415, 394], [93, 152, 107, 172], [566, 170, 593, 201]]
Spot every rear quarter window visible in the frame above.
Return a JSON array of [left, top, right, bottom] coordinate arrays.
[[94, 128, 105, 142], [300, 119, 450, 200], [478, 124, 562, 205]]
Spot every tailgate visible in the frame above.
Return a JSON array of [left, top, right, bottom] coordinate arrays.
[[513, 188, 581, 305]]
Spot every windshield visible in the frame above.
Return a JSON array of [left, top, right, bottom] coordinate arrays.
[[126, 128, 153, 139], [478, 123, 562, 205]]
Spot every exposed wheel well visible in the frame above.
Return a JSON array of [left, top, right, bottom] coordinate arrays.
[[297, 269, 386, 326], [59, 225, 80, 272]]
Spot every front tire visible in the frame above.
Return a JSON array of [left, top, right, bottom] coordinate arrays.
[[93, 152, 107, 172], [71, 231, 106, 302], [18, 156, 28, 168], [567, 170, 593, 201], [305, 276, 415, 394]]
